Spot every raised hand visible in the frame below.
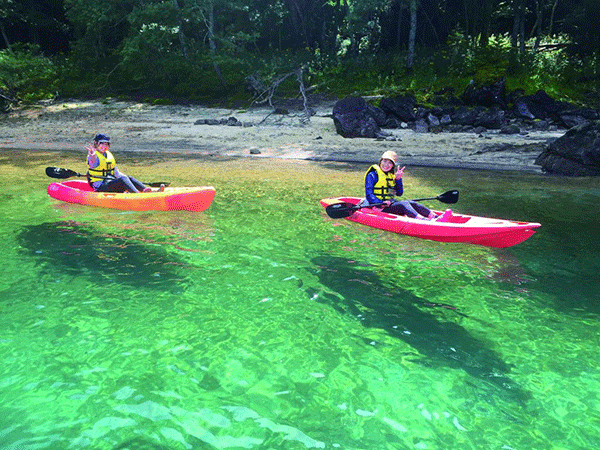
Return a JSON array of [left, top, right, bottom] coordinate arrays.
[[396, 166, 405, 179]]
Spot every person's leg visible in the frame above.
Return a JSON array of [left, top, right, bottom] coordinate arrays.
[[129, 177, 148, 192], [96, 176, 141, 193], [117, 175, 140, 193], [96, 177, 129, 193], [383, 200, 420, 218], [408, 201, 435, 218]]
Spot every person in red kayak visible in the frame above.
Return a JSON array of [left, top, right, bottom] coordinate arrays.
[[86, 134, 163, 193], [362, 150, 452, 221]]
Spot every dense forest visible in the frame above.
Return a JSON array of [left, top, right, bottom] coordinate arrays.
[[1, 0, 599, 109]]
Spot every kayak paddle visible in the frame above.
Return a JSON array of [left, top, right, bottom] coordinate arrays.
[[45, 167, 170, 188], [325, 189, 459, 219]]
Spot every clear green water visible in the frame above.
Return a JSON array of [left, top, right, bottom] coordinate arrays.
[[1, 149, 600, 450]]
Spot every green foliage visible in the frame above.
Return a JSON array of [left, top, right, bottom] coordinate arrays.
[[0, 45, 57, 103], [4, 0, 598, 108], [444, 30, 511, 82], [563, 0, 600, 57], [306, 31, 599, 108]]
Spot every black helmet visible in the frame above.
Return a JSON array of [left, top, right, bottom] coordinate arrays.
[[94, 134, 110, 143]]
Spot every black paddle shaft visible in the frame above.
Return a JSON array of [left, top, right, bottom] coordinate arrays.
[[45, 166, 170, 187], [45, 167, 81, 179], [324, 190, 459, 219]]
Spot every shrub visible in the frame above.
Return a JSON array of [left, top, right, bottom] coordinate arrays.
[[0, 45, 58, 106]]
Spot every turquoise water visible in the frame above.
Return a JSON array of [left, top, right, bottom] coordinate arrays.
[[1, 149, 600, 449]]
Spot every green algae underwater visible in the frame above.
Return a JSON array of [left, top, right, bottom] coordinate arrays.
[[1, 149, 599, 450]]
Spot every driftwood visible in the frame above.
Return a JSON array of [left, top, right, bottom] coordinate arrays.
[[246, 67, 311, 124], [0, 90, 18, 113]]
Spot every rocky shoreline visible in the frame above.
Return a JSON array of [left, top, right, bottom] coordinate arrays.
[[0, 98, 567, 172]]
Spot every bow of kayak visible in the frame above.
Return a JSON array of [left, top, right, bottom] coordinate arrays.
[[320, 197, 540, 248], [48, 180, 215, 212]]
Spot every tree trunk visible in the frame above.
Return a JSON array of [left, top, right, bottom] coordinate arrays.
[[548, 0, 559, 37], [286, 0, 312, 49], [396, 0, 403, 50], [519, 5, 525, 54], [511, 0, 526, 53], [463, 0, 470, 39], [173, 0, 188, 59], [406, 0, 417, 73], [0, 22, 12, 53], [342, 0, 357, 56], [206, 0, 227, 88], [531, 0, 542, 52], [479, 0, 489, 47]]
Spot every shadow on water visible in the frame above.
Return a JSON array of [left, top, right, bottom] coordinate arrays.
[[112, 438, 179, 450], [16, 221, 189, 293], [309, 256, 531, 405]]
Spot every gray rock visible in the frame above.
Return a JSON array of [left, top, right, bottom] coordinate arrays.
[[427, 113, 440, 127], [500, 124, 521, 135], [532, 120, 550, 131], [415, 119, 429, 133], [440, 114, 452, 125], [367, 104, 387, 127], [451, 107, 480, 126], [475, 108, 505, 129], [535, 120, 600, 176], [380, 96, 417, 122], [332, 97, 381, 138]]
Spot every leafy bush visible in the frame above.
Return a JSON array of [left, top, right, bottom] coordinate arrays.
[[0, 45, 58, 105]]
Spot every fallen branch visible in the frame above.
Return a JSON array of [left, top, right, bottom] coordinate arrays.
[[0, 90, 18, 113], [248, 67, 312, 124]]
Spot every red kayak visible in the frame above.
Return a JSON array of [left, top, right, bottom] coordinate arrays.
[[320, 197, 540, 248], [48, 180, 215, 212]]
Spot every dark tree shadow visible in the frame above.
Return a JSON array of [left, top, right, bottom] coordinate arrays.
[[17, 221, 190, 293], [309, 256, 531, 405], [112, 437, 180, 450]]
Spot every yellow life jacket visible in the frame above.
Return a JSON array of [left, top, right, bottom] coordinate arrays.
[[87, 150, 116, 183], [364, 164, 396, 201]]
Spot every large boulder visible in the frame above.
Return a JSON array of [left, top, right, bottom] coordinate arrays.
[[332, 97, 381, 138], [512, 89, 599, 129], [512, 90, 574, 121], [535, 121, 600, 176], [461, 79, 507, 108], [366, 103, 388, 127], [475, 107, 506, 129], [559, 108, 600, 128], [380, 95, 417, 122], [451, 106, 480, 126]]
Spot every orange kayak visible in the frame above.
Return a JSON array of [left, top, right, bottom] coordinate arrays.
[[48, 180, 215, 212], [320, 197, 540, 248]]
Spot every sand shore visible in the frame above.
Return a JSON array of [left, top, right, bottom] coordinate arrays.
[[0, 98, 564, 172]]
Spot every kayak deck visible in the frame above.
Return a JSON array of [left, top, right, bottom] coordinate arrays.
[[320, 197, 541, 248], [48, 180, 215, 212]]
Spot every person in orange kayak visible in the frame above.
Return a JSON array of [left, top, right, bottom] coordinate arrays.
[[362, 151, 452, 221], [86, 134, 163, 193]]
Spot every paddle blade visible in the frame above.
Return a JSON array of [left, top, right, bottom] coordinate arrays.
[[45, 167, 81, 179], [325, 202, 355, 219], [437, 190, 459, 204]]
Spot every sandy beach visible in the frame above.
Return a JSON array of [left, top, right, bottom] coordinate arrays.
[[0, 98, 564, 171]]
